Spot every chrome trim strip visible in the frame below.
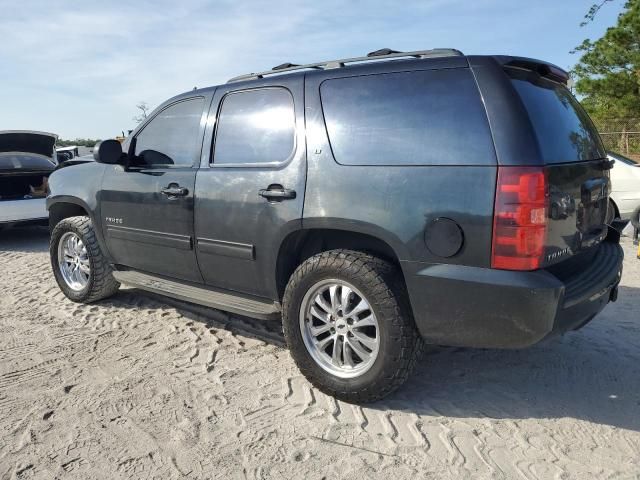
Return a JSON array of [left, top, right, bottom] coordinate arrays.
[[106, 225, 192, 250], [196, 237, 255, 260]]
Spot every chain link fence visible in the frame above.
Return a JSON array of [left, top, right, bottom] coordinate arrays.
[[593, 118, 640, 161]]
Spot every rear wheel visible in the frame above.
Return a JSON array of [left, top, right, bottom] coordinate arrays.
[[282, 250, 423, 403], [50, 216, 120, 303]]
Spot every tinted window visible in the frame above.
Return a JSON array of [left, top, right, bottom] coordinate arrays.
[[320, 69, 495, 166], [134, 98, 205, 167], [509, 70, 605, 163], [213, 88, 295, 165]]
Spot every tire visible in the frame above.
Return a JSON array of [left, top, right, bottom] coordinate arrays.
[[606, 199, 617, 225], [50, 216, 120, 303], [282, 250, 423, 403], [631, 205, 640, 230]]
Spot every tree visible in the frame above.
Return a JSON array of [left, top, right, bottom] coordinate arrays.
[[572, 0, 640, 120], [133, 101, 150, 123], [580, 0, 614, 26], [57, 138, 101, 147]]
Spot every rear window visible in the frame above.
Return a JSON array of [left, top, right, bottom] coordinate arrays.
[[509, 69, 605, 163], [320, 69, 495, 166]]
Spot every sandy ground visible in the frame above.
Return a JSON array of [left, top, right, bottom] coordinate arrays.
[[0, 226, 639, 480]]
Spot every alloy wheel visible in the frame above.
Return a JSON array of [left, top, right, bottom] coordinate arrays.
[[57, 232, 90, 291], [299, 279, 380, 378]]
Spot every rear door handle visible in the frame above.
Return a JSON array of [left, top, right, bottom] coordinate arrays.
[[259, 186, 296, 201], [161, 184, 189, 197]]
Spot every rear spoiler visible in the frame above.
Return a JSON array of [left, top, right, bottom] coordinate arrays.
[[493, 56, 570, 85]]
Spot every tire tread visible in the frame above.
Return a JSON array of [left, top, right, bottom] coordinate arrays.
[[50, 216, 120, 303], [282, 249, 423, 403]]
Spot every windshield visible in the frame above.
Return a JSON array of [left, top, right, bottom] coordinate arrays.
[[508, 68, 605, 164]]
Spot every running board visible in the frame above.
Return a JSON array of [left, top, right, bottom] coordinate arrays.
[[112, 270, 281, 320]]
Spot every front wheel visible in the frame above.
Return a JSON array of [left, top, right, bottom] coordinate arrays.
[[282, 250, 423, 403], [50, 216, 120, 303]]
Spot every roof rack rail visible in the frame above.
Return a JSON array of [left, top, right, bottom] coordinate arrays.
[[227, 47, 464, 83]]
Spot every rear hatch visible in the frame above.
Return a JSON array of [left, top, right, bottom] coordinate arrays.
[[507, 68, 609, 268]]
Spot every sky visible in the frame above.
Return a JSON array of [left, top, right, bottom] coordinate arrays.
[[0, 0, 627, 139]]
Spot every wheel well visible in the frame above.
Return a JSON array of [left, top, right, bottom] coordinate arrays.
[[275, 229, 401, 300], [49, 202, 89, 229]]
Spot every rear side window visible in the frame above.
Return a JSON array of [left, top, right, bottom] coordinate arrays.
[[134, 98, 205, 167], [509, 69, 605, 163], [213, 88, 295, 166], [320, 69, 495, 166]]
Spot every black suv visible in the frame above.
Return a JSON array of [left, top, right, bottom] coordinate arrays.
[[47, 48, 624, 402]]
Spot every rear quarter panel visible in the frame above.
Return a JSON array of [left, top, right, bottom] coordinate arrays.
[[303, 64, 497, 268]]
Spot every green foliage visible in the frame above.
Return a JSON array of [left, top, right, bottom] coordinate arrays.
[[572, 0, 640, 121], [56, 138, 101, 147]]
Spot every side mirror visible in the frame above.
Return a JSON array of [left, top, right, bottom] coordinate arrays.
[[93, 139, 124, 164]]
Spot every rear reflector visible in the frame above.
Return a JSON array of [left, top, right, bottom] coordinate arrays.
[[492, 166, 548, 270]]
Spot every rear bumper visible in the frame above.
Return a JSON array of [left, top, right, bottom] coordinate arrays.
[[403, 240, 624, 348]]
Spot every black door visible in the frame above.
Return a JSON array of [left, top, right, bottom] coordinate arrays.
[[101, 97, 208, 283], [194, 79, 306, 299]]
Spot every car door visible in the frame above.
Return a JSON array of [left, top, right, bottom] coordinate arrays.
[[101, 96, 209, 283], [194, 77, 306, 299]]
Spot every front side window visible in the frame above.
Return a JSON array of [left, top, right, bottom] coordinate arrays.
[[134, 97, 205, 167], [213, 88, 295, 166]]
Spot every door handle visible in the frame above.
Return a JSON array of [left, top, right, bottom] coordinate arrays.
[[161, 184, 189, 197], [259, 186, 296, 201]]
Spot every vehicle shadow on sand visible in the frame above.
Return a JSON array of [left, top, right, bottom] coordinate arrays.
[[104, 289, 288, 347], [378, 285, 640, 432], [0, 225, 49, 253], [108, 284, 640, 432]]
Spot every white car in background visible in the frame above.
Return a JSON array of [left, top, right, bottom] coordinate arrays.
[[607, 151, 640, 223]]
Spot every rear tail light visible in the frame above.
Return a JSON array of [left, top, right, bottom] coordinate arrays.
[[491, 166, 548, 270]]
